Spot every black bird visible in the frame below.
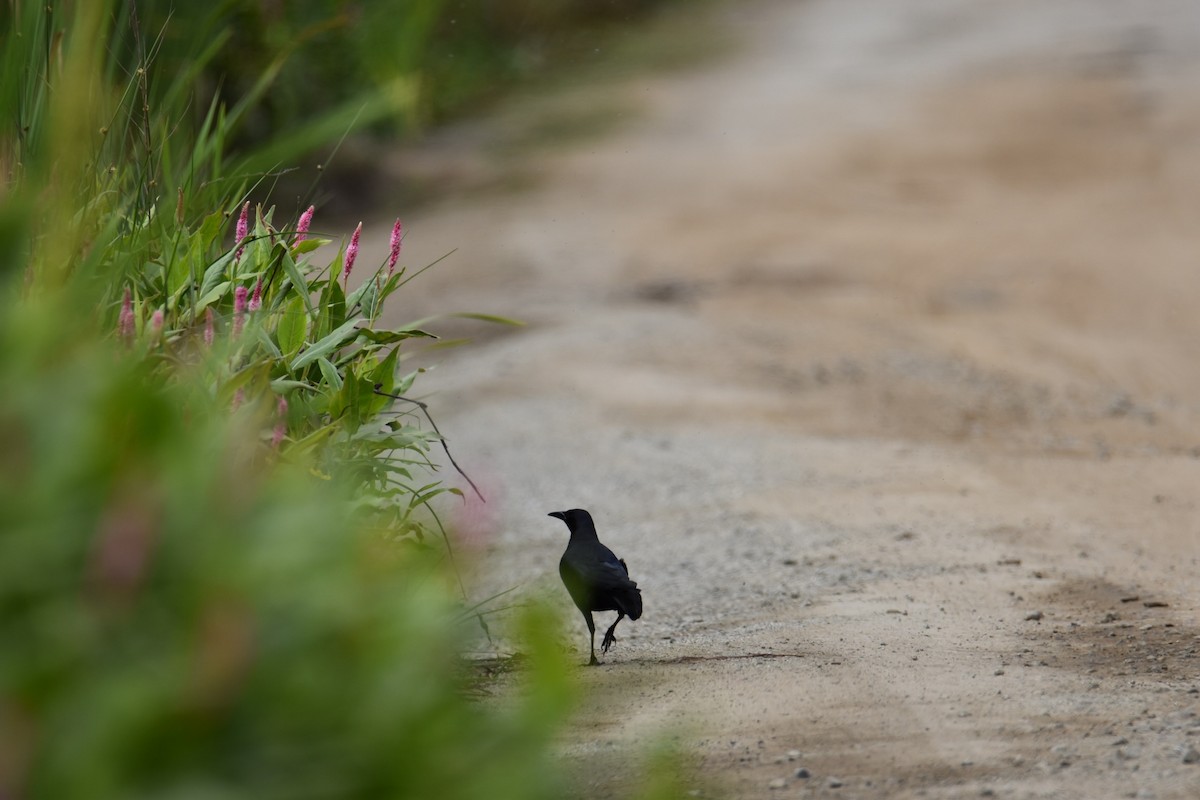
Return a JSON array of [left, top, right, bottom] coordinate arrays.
[[550, 509, 643, 665]]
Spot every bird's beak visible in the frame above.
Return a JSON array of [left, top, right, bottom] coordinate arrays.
[[548, 511, 566, 521]]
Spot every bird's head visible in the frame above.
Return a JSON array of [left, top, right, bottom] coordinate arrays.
[[548, 508, 593, 533]]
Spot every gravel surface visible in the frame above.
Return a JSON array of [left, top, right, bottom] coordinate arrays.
[[354, 0, 1200, 796]]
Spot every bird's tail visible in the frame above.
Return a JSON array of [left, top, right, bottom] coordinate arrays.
[[619, 584, 643, 621]]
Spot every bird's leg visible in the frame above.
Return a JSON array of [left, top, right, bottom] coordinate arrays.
[[585, 611, 599, 666], [601, 612, 626, 654]]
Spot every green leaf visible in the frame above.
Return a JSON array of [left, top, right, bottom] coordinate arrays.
[[269, 379, 316, 393], [315, 276, 345, 341], [255, 325, 282, 358], [336, 373, 370, 428], [291, 236, 331, 256], [280, 249, 316, 317], [351, 427, 425, 446], [422, 338, 473, 351], [396, 311, 525, 332], [448, 312, 526, 326], [199, 250, 235, 299], [165, 247, 191, 297], [285, 424, 338, 458], [194, 280, 231, 312], [370, 346, 401, 396], [327, 278, 346, 331], [354, 328, 436, 345], [317, 357, 343, 392], [197, 211, 225, 245], [395, 368, 422, 395], [346, 274, 375, 311], [290, 317, 363, 371], [276, 295, 308, 357]]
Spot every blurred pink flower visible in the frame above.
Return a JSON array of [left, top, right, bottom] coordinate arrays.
[[448, 471, 499, 553], [387, 218, 402, 277], [343, 222, 361, 287], [150, 308, 164, 332], [118, 287, 135, 342], [203, 307, 215, 346], [248, 278, 263, 313], [91, 487, 159, 599], [231, 388, 245, 412], [272, 395, 289, 448], [233, 286, 248, 337], [234, 201, 250, 262], [294, 205, 314, 246]]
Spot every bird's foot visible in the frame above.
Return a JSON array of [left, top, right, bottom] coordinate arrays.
[[601, 631, 618, 653], [587, 654, 600, 666]]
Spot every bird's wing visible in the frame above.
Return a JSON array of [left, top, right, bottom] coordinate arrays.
[[562, 541, 643, 620], [566, 555, 634, 589]]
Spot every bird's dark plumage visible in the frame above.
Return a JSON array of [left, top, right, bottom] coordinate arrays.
[[550, 509, 642, 665]]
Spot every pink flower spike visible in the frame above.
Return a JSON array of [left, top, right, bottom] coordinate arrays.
[[118, 287, 135, 342], [234, 201, 250, 262], [343, 222, 361, 287], [387, 218, 402, 277], [203, 307, 215, 346], [233, 286, 248, 337], [249, 278, 263, 313], [231, 388, 245, 412], [293, 205, 314, 246], [150, 309, 164, 331]]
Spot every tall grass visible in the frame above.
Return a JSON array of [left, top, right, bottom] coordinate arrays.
[[1, 4, 577, 797]]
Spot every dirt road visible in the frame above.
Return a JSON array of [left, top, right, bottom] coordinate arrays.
[[361, 0, 1200, 796]]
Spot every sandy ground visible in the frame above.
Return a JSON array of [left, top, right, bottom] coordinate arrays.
[[352, 0, 1200, 796]]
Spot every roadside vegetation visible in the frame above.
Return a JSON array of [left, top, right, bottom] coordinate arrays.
[[0, 2, 686, 797]]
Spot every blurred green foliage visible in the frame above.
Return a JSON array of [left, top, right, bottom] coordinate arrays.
[[0, 314, 576, 797], [0, 2, 582, 797], [123, 0, 677, 147]]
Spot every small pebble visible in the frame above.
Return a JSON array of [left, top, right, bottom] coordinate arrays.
[[787, 749, 801, 761], [794, 768, 811, 779], [994, 668, 1005, 676], [828, 777, 844, 788], [1183, 747, 1200, 764], [768, 778, 787, 790], [1025, 611, 1044, 621]]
